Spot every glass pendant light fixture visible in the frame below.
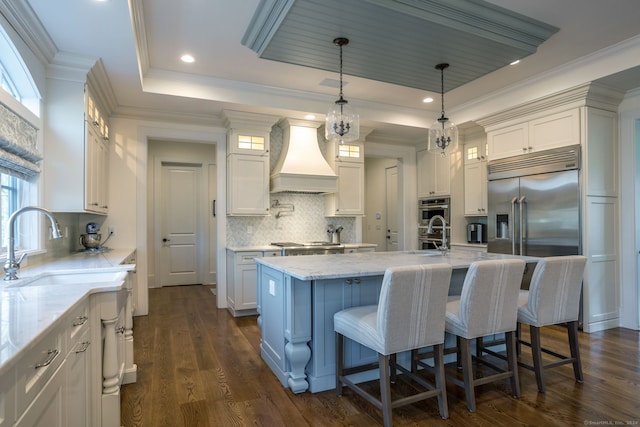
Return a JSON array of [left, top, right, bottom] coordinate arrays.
[[428, 63, 458, 157], [325, 37, 359, 145]]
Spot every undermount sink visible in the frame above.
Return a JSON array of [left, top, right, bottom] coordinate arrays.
[[6, 270, 127, 288]]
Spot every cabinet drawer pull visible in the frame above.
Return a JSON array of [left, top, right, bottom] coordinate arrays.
[[73, 315, 88, 326], [354, 278, 361, 284], [35, 349, 60, 369], [345, 279, 353, 285], [75, 341, 90, 353]]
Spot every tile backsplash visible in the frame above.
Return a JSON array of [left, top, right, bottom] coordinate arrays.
[[227, 123, 356, 247], [227, 193, 355, 246]]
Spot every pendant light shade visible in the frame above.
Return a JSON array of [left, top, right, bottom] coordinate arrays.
[[325, 37, 359, 144], [428, 63, 458, 157]]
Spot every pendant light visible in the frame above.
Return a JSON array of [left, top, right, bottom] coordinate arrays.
[[428, 63, 458, 157], [325, 37, 359, 145]]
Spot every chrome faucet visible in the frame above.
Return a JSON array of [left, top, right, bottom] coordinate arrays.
[[4, 206, 63, 281], [427, 214, 448, 255]]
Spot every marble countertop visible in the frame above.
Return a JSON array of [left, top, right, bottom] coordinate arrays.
[[255, 249, 538, 281], [0, 248, 136, 376], [227, 243, 377, 252]]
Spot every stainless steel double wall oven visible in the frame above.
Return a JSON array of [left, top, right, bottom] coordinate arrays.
[[418, 197, 451, 250]]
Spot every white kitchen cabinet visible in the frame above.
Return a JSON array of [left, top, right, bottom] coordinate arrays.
[[86, 121, 109, 214], [0, 367, 15, 427], [486, 122, 528, 160], [14, 300, 91, 427], [15, 322, 65, 418], [584, 108, 617, 197], [417, 149, 451, 198], [227, 154, 270, 216], [224, 111, 279, 216], [14, 361, 66, 427], [44, 73, 110, 214], [487, 108, 579, 160], [66, 327, 91, 427], [463, 140, 488, 215], [90, 288, 128, 427], [477, 84, 622, 333], [325, 142, 365, 216], [227, 250, 280, 316]]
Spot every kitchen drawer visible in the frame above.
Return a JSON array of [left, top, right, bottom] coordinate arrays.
[[263, 250, 281, 257], [237, 251, 262, 265], [15, 323, 64, 415], [0, 368, 16, 427], [66, 302, 90, 349]]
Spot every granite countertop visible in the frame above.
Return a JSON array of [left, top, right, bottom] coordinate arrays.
[[0, 248, 136, 376], [255, 249, 538, 281]]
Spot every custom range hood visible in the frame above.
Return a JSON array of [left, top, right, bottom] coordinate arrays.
[[270, 119, 337, 194]]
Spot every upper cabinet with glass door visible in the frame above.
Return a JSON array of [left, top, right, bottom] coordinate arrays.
[[227, 130, 269, 156]]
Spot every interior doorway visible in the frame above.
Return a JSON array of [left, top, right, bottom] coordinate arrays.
[[159, 163, 202, 286], [148, 139, 216, 288], [364, 157, 399, 250], [385, 165, 399, 251]]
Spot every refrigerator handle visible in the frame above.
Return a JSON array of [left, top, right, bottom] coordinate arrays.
[[511, 197, 518, 255], [519, 196, 527, 255]]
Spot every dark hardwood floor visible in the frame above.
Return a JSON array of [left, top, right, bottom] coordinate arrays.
[[121, 285, 640, 426]]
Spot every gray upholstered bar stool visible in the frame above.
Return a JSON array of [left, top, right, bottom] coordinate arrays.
[[516, 255, 587, 392], [334, 264, 452, 427], [444, 259, 526, 412]]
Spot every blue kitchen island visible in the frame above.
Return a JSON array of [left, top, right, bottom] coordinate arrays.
[[255, 249, 538, 394]]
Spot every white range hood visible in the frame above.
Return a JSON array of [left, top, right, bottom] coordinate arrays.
[[270, 119, 337, 194]]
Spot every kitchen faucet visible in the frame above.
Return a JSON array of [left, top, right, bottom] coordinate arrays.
[[4, 206, 63, 281], [427, 214, 448, 255]]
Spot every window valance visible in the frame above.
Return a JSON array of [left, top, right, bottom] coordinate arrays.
[[0, 100, 41, 180]]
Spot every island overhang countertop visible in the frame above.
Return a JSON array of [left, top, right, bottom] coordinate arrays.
[[255, 249, 540, 394], [254, 249, 539, 281]]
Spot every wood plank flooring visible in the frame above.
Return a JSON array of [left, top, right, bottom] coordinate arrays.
[[121, 285, 640, 426]]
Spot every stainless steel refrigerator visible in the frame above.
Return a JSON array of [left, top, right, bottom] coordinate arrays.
[[487, 144, 581, 257]]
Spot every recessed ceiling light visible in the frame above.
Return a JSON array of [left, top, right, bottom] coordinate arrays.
[[181, 54, 195, 63], [510, 59, 520, 65], [423, 97, 434, 103], [304, 114, 316, 120]]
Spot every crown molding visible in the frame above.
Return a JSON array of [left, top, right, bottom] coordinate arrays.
[[222, 110, 281, 130], [128, 0, 149, 82], [0, 0, 56, 64], [475, 82, 625, 130]]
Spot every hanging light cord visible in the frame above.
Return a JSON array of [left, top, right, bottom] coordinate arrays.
[[333, 37, 350, 137], [336, 40, 347, 107], [438, 63, 448, 124]]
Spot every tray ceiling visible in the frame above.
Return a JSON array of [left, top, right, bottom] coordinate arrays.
[[242, 0, 558, 93]]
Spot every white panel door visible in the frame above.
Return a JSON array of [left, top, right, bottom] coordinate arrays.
[[160, 164, 201, 286], [385, 166, 399, 251]]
